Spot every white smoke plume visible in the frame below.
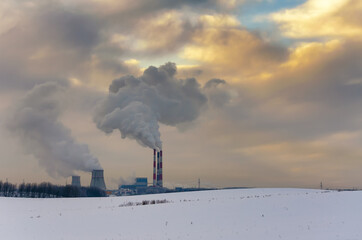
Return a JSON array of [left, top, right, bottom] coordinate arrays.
[[118, 175, 136, 186], [7, 82, 101, 178], [94, 62, 208, 150]]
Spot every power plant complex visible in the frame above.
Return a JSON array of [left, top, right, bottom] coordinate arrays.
[[70, 149, 165, 194], [68, 149, 211, 196]]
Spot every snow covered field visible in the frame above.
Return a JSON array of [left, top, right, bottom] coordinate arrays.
[[1, 188, 362, 240]]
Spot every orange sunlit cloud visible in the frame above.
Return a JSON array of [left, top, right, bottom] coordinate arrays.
[[271, 0, 362, 39]]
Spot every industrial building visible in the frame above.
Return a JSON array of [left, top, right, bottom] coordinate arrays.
[[119, 178, 148, 195]]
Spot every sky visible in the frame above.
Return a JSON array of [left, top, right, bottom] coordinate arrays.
[[1, 0, 362, 189]]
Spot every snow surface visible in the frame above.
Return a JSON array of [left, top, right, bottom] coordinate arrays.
[[1, 188, 362, 240]]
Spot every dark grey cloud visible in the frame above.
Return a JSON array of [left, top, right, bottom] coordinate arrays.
[[0, 0, 235, 92], [34, 4, 101, 50], [0, 0, 130, 91], [204, 78, 226, 89]]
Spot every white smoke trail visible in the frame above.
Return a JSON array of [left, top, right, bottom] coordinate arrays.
[[7, 82, 101, 177], [94, 62, 208, 150]]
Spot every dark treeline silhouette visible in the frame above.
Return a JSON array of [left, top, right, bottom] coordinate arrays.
[[0, 181, 106, 198]]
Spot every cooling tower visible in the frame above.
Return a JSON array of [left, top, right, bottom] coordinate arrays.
[[90, 169, 106, 190], [71, 175, 81, 187]]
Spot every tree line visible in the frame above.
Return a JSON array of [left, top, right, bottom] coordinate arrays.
[[0, 181, 106, 198]]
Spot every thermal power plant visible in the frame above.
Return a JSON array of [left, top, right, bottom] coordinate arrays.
[[71, 175, 81, 187], [153, 149, 163, 187], [90, 169, 107, 190]]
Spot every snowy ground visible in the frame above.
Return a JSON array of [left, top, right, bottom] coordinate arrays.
[[1, 188, 362, 240]]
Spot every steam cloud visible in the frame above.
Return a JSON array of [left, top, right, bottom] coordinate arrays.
[[7, 82, 101, 177], [94, 62, 209, 150], [203, 78, 232, 108]]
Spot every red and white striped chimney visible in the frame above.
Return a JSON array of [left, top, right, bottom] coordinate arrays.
[[153, 149, 156, 186], [156, 151, 160, 186], [159, 150, 163, 187]]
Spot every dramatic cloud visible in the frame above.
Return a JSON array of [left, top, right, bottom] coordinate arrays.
[[0, 0, 137, 91], [189, 34, 362, 188], [0, 0, 242, 92], [7, 82, 101, 178], [1, 0, 362, 188], [271, 0, 362, 39], [127, 11, 195, 56], [94, 63, 208, 150], [182, 25, 288, 82]]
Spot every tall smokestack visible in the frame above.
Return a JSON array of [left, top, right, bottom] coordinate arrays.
[[90, 169, 106, 190], [159, 150, 163, 187], [157, 151, 160, 186], [71, 175, 81, 187], [153, 149, 156, 186]]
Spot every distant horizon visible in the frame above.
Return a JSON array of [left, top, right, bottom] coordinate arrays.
[[1, 174, 359, 191]]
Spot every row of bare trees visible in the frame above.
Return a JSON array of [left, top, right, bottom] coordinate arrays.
[[0, 181, 106, 198]]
